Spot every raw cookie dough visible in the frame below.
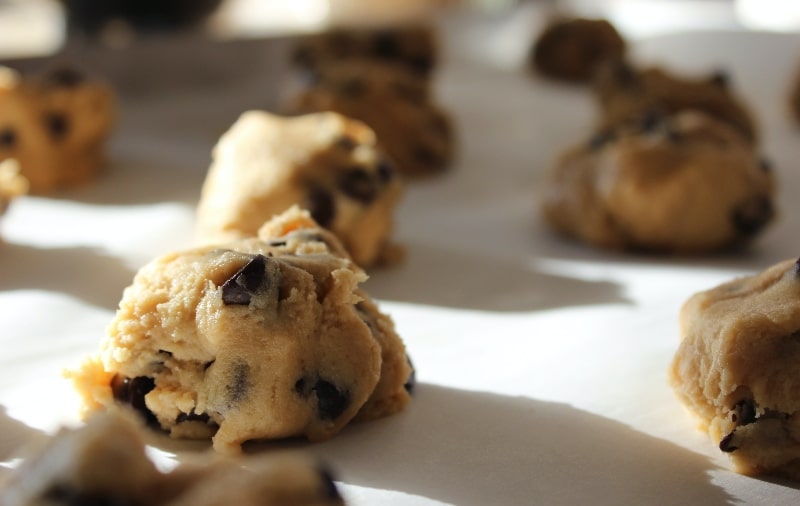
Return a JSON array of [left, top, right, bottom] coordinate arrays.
[[540, 110, 775, 253], [0, 159, 28, 218], [196, 110, 404, 268], [291, 24, 438, 77], [288, 61, 454, 177], [529, 17, 626, 83], [0, 66, 116, 193], [669, 258, 800, 480], [592, 60, 757, 142], [0, 411, 346, 505], [71, 207, 414, 454]]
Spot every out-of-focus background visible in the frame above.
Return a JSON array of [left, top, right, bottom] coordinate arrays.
[[1, 0, 800, 60]]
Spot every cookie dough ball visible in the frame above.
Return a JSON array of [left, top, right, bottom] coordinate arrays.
[[669, 258, 800, 480], [0, 66, 116, 193], [196, 110, 404, 268], [0, 411, 347, 505], [0, 159, 28, 218], [288, 61, 454, 177], [540, 111, 775, 253], [529, 17, 626, 83], [291, 24, 438, 77], [593, 61, 757, 142], [71, 207, 414, 454]]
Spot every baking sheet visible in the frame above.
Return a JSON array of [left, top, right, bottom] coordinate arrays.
[[2, 6, 800, 505]]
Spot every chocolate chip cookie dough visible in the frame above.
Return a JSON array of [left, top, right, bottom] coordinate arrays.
[[196, 110, 404, 268], [670, 258, 800, 480], [71, 207, 414, 454], [288, 61, 454, 177], [291, 24, 438, 77], [0, 411, 347, 505], [593, 61, 757, 142], [540, 110, 775, 253], [0, 66, 116, 193], [529, 17, 627, 83]]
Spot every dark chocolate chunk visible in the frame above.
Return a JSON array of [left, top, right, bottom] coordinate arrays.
[[376, 159, 395, 183], [44, 485, 131, 506], [0, 128, 16, 149], [294, 377, 308, 395], [373, 30, 400, 60], [731, 399, 756, 426], [709, 70, 730, 88], [45, 67, 85, 87], [44, 112, 69, 141], [719, 431, 738, 453], [732, 196, 774, 237], [409, 55, 434, 76], [404, 355, 416, 394], [638, 109, 664, 133], [221, 254, 270, 306], [314, 379, 349, 420], [110, 375, 158, 427], [336, 135, 356, 151], [317, 466, 343, 501], [308, 186, 335, 228], [226, 362, 250, 403], [339, 168, 377, 204]]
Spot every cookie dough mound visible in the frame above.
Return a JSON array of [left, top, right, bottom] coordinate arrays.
[[529, 17, 626, 83], [540, 111, 775, 253], [71, 207, 414, 454], [0, 66, 116, 193], [291, 24, 438, 77], [288, 61, 454, 177], [0, 411, 347, 505], [0, 158, 28, 217], [669, 258, 800, 479], [593, 61, 757, 142], [196, 110, 403, 268]]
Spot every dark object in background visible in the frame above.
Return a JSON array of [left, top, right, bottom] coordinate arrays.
[[60, 0, 224, 36], [530, 17, 626, 83]]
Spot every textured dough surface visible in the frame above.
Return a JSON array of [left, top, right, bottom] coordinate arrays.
[[196, 111, 404, 268], [669, 258, 800, 480], [0, 411, 347, 506], [72, 207, 413, 453], [540, 110, 775, 253], [288, 61, 454, 177], [530, 17, 626, 83], [592, 61, 757, 142], [0, 66, 115, 193]]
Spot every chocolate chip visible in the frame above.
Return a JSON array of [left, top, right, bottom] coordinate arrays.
[[336, 136, 356, 150], [759, 158, 772, 173], [404, 355, 416, 394], [0, 128, 16, 149], [45, 67, 85, 87], [709, 70, 729, 88], [731, 399, 756, 426], [376, 159, 395, 182], [44, 485, 130, 506], [110, 375, 158, 427], [638, 109, 664, 133], [719, 431, 738, 453], [317, 466, 343, 501], [314, 379, 349, 420], [588, 129, 616, 150], [307, 186, 335, 228], [226, 362, 250, 403], [221, 254, 270, 306], [339, 168, 377, 204], [415, 145, 444, 167], [44, 112, 69, 141], [373, 30, 400, 60], [409, 55, 434, 76], [732, 196, 774, 237]]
